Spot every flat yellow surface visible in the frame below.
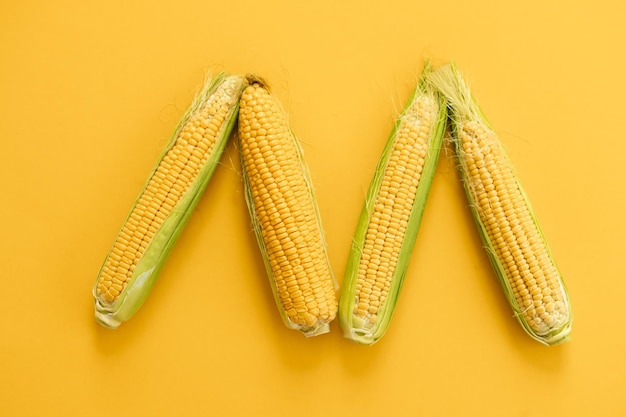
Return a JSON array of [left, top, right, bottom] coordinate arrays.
[[1, 1, 624, 415]]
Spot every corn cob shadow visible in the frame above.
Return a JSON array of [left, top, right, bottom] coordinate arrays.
[[92, 72, 246, 329], [426, 63, 573, 346]]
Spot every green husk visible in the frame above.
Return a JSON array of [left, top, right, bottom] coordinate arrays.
[[239, 76, 337, 337], [427, 62, 573, 346], [338, 63, 447, 345], [93, 73, 245, 329]]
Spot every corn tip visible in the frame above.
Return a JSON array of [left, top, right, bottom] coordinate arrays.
[[94, 300, 122, 329], [244, 73, 270, 90]]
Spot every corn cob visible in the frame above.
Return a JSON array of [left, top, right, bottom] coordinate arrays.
[[238, 76, 337, 337], [427, 63, 572, 345], [338, 65, 447, 345], [93, 73, 245, 329]]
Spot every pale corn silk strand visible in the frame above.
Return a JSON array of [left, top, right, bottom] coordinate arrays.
[[96, 76, 242, 304], [238, 78, 337, 332], [352, 95, 437, 328], [427, 63, 571, 343]]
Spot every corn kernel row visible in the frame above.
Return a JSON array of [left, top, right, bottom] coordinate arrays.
[[93, 74, 244, 328], [427, 63, 572, 345], [239, 78, 337, 336], [339, 65, 448, 344]]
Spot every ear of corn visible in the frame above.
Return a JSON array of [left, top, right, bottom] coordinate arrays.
[[93, 72, 245, 329], [238, 76, 338, 337], [338, 64, 447, 345], [427, 63, 572, 345]]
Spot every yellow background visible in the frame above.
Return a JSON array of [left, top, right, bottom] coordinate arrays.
[[1, 0, 624, 415]]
